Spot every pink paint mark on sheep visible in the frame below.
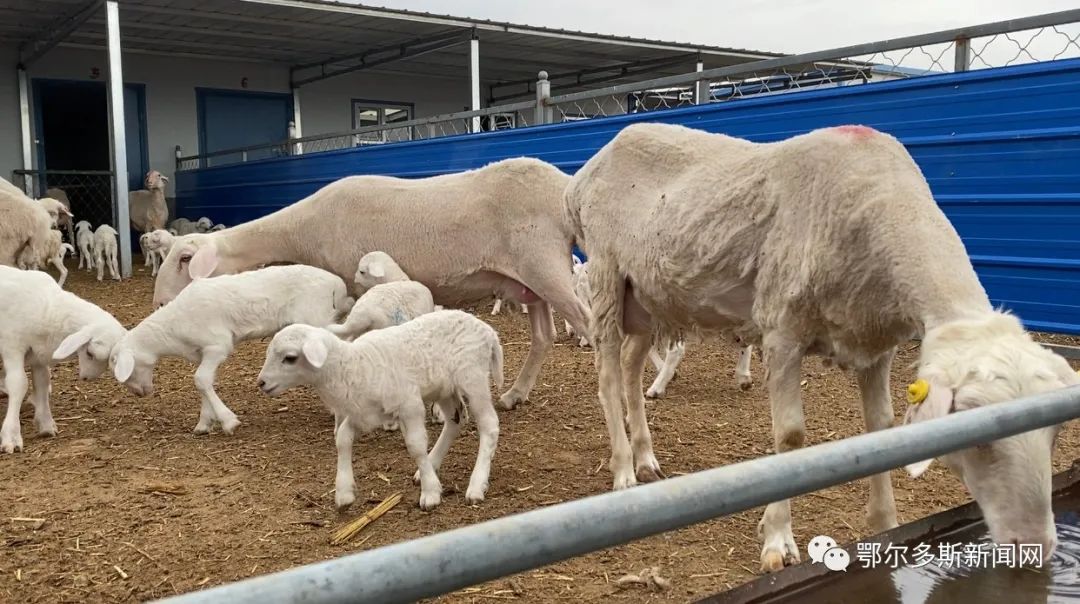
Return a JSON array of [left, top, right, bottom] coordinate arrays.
[[833, 125, 876, 139]]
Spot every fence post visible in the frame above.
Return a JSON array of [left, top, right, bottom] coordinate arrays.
[[534, 71, 552, 125], [693, 59, 708, 105], [174, 145, 182, 172], [954, 36, 970, 72]]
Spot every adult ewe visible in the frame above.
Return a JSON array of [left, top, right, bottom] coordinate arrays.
[[129, 170, 169, 235], [565, 122, 1076, 571], [0, 179, 54, 268], [154, 158, 590, 409]]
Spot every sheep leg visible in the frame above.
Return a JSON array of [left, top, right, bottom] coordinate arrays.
[[95, 249, 105, 281], [29, 362, 56, 438], [1, 354, 28, 453], [621, 332, 664, 482], [464, 383, 500, 504], [193, 351, 241, 435], [334, 415, 357, 510], [498, 301, 554, 410], [413, 399, 462, 484], [50, 256, 68, 288], [399, 399, 441, 510], [150, 249, 160, 276], [109, 248, 120, 280], [648, 345, 665, 372], [735, 345, 754, 390], [758, 332, 806, 573], [646, 341, 685, 399], [491, 298, 503, 315], [857, 348, 899, 533]]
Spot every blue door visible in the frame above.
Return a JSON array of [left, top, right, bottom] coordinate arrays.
[[197, 89, 292, 167]]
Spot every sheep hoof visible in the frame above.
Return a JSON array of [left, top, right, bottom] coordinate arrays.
[[36, 423, 58, 438], [636, 463, 665, 484], [612, 471, 638, 491], [498, 391, 526, 410], [335, 491, 356, 511], [193, 424, 212, 435], [220, 417, 241, 435], [382, 421, 400, 432], [645, 387, 664, 399], [738, 380, 753, 391], [419, 491, 441, 511], [465, 488, 486, 505], [760, 550, 787, 574]]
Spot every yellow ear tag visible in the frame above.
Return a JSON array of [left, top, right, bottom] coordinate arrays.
[[907, 379, 930, 405]]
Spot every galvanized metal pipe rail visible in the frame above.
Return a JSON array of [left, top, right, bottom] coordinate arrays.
[[156, 385, 1080, 604]]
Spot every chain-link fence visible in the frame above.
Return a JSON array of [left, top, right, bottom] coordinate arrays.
[[176, 9, 1080, 172], [12, 170, 115, 248]]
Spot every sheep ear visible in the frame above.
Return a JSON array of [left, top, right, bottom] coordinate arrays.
[[113, 350, 135, 383], [302, 339, 328, 369], [53, 327, 92, 360], [901, 381, 954, 478], [188, 245, 219, 280], [369, 262, 385, 279], [161, 175, 170, 182]]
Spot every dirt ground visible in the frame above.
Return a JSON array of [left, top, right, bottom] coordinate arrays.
[[3, 262, 1080, 604]]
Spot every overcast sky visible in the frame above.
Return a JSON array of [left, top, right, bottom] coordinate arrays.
[[363, 0, 1078, 54]]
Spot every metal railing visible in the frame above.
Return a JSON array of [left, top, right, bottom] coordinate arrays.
[[156, 385, 1080, 604], [175, 9, 1080, 172], [13, 169, 116, 244]]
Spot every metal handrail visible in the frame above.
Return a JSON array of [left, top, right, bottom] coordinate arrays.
[[546, 8, 1080, 105], [155, 385, 1080, 604]]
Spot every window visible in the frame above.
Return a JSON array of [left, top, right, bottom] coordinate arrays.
[[351, 100, 414, 144]]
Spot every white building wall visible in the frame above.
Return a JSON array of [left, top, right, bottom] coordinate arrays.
[[7, 46, 475, 196]]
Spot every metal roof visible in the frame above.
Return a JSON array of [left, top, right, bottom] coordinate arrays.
[[3, 0, 782, 98]]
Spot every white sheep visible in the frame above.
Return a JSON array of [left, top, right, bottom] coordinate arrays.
[[129, 170, 169, 235], [565, 122, 1074, 570], [209, 223, 226, 232], [169, 217, 213, 235], [329, 252, 436, 341], [110, 264, 353, 435], [0, 179, 55, 268], [141, 229, 174, 276], [93, 224, 120, 281], [75, 221, 95, 271], [257, 310, 503, 511], [18, 230, 75, 288], [153, 158, 591, 411], [43, 189, 75, 244], [0, 266, 127, 452]]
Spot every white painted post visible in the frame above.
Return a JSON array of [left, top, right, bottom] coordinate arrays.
[[955, 36, 971, 72], [534, 71, 552, 125], [470, 38, 481, 133], [105, 0, 131, 278], [291, 87, 303, 154], [693, 60, 708, 105], [17, 67, 33, 195]]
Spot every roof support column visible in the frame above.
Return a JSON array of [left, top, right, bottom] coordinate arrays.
[[469, 37, 480, 132], [105, 0, 131, 278], [291, 86, 303, 154], [17, 66, 33, 194]]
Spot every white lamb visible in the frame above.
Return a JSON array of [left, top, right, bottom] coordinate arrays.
[[18, 230, 75, 288], [257, 310, 503, 511], [329, 251, 436, 341], [565, 123, 1075, 569], [0, 266, 127, 452], [129, 170, 169, 235], [153, 158, 590, 412], [43, 188, 75, 245], [141, 229, 174, 276], [75, 221, 95, 271], [93, 224, 120, 281], [110, 265, 353, 435], [169, 217, 213, 235]]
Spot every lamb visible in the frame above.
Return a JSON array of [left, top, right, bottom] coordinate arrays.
[[93, 224, 120, 281], [209, 223, 226, 232], [256, 310, 503, 511], [0, 266, 127, 452], [19, 230, 75, 288], [129, 170, 169, 234], [111, 265, 353, 435], [140, 229, 174, 276], [153, 157, 591, 411], [564, 122, 1074, 570], [329, 251, 436, 341], [44, 187, 75, 245], [0, 179, 55, 268], [75, 221, 95, 271], [169, 217, 213, 235]]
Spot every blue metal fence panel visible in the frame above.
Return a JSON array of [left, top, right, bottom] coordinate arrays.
[[176, 58, 1080, 334]]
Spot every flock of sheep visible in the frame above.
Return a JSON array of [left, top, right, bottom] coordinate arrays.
[[0, 122, 1075, 573]]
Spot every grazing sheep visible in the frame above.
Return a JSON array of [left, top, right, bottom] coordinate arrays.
[[153, 158, 590, 410], [44, 188, 75, 245], [75, 221, 95, 271], [129, 170, 169, 234], [564, 122, 1075, 570], [257, 310, 503, 511], [93, 225, 120, 281], [0, 179, 54, 268], [0, 266, 126, 452], [110, 265, 353, 435]]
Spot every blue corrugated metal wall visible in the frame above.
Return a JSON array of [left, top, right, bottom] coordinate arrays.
[[176, 58, 1080, 334]]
